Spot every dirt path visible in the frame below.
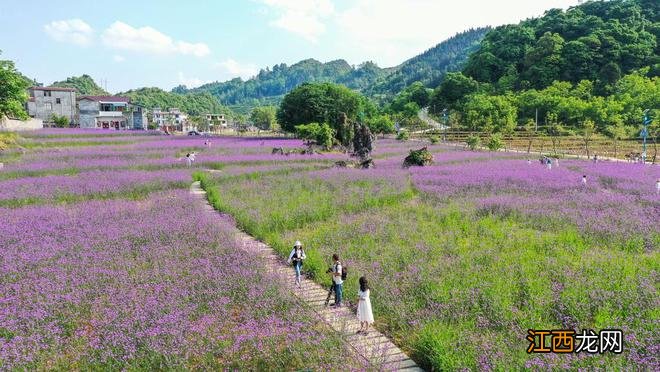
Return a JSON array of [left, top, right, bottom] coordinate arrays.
[[190, 181, 423, 371]]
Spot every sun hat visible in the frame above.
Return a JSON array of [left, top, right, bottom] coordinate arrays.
[[294, 240, 302, 247]]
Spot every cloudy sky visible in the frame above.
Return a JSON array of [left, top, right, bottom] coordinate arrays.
[[0, 0, 579, 93]]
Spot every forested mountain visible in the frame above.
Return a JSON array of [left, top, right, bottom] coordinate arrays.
[[119, 87, 232, 116], [51, 75, 109, 95], [429, 0, 659, 136], [181, 59, 389, 110], [463, 0, 659, 92], [366, 28, 490, 98], [177, 29, 487, 110]]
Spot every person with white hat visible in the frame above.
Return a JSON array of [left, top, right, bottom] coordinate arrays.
[[287, 240, 306, 287]]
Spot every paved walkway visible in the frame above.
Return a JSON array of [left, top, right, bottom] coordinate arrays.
[[190, 181, 423, 371]]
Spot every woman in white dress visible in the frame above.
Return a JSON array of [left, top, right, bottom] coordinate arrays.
[[357, 276, 374, 334]]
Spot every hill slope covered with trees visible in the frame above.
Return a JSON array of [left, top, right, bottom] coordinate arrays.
[[366, 28, 490, 99], [177, 29, 488, 111], [51, 75, 109, 95], [430, 0, 659, 138], [119, 87, 232, 116]]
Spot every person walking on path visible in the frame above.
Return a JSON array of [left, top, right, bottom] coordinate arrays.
[[356, 276, 374, 334], [330, 254, 343, 307], [287, 241, 306, 287]]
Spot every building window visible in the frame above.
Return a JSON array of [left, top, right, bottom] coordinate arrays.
[[43, 91, 52, 97], [45, 102, 52, 110], [56, 98, 61, 104]]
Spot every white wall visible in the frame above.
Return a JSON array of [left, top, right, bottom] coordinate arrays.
[[0, 116, 43, 131]]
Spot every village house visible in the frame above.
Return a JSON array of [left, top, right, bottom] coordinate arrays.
[[205, 113, 228, 130], [26, 86, 76, 124], [77, 96, 147, 130], [153, 107, 188, 131]]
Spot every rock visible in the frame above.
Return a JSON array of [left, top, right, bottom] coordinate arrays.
[[272, 147, 284, 155]]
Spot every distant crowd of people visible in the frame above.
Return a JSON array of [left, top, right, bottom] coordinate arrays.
[[287, 241, 374, 334]]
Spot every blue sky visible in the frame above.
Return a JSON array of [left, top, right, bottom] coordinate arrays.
[[0, 0, 580, 93]]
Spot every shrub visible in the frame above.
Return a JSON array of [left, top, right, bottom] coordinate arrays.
[[466, 134, 481, 150], [487, 133, 504, 151], [295, 122, 335, 149], [0, 132, 19, 151], [50, 114, 69, 128], [429, 136, 440, 144], [396, 131, 409, 141], [403, 147, 434, 167]]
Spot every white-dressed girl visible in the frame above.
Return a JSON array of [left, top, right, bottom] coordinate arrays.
[[357, 276, 374, 334]]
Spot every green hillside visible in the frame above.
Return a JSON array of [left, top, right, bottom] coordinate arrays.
[[51, 74, 109, 95], [120, 87, 232, 116], [366, 28, 490, 99]]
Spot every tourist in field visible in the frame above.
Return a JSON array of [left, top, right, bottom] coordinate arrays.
[[656, 179, 659, 195], [330, 254, 343, 307], [190, 152, 197, 163], [185, 153, 192, 167], [287, 240, 306, 287], [356, 276, 374, 334], [582, 175, 587, 186], [554, 158, 559, 167], [546, 157, 552, 170]]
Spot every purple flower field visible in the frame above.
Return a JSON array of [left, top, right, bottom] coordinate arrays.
[[2, 130, 658, 370], [0, 131, 360, 369]]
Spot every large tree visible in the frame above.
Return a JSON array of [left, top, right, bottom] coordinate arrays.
[[250, 106, 278, 131], [0, 52, 29, 120], [277, 82, 374, 138]]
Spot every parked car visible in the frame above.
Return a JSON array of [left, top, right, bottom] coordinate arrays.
[[188, 130, 200, 136]]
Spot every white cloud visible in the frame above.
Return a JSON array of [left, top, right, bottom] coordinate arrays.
[[113, 55, 125, 62], [101, 21, 210, 57], [258, 0, 334, 42], [177, 72, 208, 88], [336, 0, 580, 67], [43, 19, 93, 46], [215, 59, 258, 80]]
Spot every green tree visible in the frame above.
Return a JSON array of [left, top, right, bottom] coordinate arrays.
[[277, 82, 374, 143], [250, 106, 277, 131], [366, 114, 395, 138], [581, 119, 596, 158], [295, 122, 335, 149], [430, 72, 480, 112], [463, 94, 517, 133], [487, 133, 505, 151], [466, 134, 481, 150], [0, 52, 29, 120]]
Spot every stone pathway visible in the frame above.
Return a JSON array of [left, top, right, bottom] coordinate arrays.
[[190, 181, 423, 371]]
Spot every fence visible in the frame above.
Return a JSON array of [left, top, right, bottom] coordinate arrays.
[[413, 130, 656, 162]]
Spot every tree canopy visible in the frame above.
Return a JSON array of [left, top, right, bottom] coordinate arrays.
[[51, 75, 109, 95], [277, 82, 376, 142], [0, 52, 29, 120]]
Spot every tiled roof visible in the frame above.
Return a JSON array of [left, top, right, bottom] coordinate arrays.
[[30, 86, 76, 92], [78, 95, 131, 103]]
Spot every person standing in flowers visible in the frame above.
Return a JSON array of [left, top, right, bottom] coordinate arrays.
[[330, 254, 343, 307], [287, 240, 306, 287], [656, 179, 659, 195], [356, 276, 374, 334], [185, 153, 192, 167], [582, 175, 588, 186]]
